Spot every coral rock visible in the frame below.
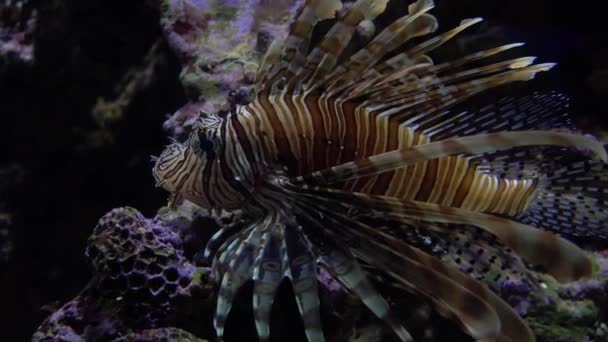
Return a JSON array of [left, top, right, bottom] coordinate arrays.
[[116, 327, 208, 342], [85, 207, 206, 327], [0, 0, 36, 64], [32, 295, 125, 342]]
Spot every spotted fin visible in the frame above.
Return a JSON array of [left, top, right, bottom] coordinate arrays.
[[521, 156, 608, 240], [295, 185, 593, 282], [356, 230, 534, 342], [357, 215, 535, 286], [426, 224, 535, 286], [293, 195, 531, 341]]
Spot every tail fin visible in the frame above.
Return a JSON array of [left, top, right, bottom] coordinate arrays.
[[520, 152, 608, 240]]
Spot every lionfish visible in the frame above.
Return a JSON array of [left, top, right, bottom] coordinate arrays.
[[153, 0, 608, 340]]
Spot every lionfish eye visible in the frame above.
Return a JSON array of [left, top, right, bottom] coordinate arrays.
[[164, 145, 180, 158]]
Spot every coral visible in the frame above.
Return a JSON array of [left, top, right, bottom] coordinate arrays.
[[33, 202, 363, 341], [33, 206, 218, 340], [32, 201, 608, 341], [34, 203, 608, 341], [116, 327, 208, 341], [0, 0, 36, 64], [32, 295, 209, 342], [0, 163, 24, 263], [32, 295, 126, 342], [588, 321, 608, 342], [520, 252, 608, 342], [492, 279, 534, 316], [160, 0, 299, 137], [527, 296, 598, 342], [560, 251, 608, 301], [481, 252, 608, 341], [3, 0, 184, 340], [85, 207, 212, 327], [155, 201, 236, 264], [161, 100, 207, 140], [88, 40, 167, 148]]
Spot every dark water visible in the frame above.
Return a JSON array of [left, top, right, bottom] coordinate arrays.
[[0, 0, 606, 340]]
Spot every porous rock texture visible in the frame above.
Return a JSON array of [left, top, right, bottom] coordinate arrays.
[[33, 206, 216, 341]]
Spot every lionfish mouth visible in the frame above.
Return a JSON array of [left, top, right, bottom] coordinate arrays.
[[152, 164, 179, 195], [154, 178, 166, 188], [151, 164, 164, 187]]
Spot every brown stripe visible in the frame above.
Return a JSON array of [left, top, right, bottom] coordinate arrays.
[[231, 115, 259, 176], [258, 94, 298, 170], [452, 166, 476, 207], [219, 118, 251, 199], [284, 94, 310, 175], [516, 178, 539, 214], [432, 156, 455, 204], [487, 178, 507, 213], [415, 159, 438, 201], [305, 94, 328, 171], [340, 100, 359, 163]]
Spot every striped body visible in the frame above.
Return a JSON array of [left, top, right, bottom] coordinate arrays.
[[152, 1, 608, 341], [236, 94, 540, 217], [165, 100, 539, 217]]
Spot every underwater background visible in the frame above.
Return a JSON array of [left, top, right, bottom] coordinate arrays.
[[1, 0, 607, 341]]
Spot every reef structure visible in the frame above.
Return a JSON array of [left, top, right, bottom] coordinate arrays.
[[0, 0, 36, 64], [33, 207, 216, 341], [32, 204, 608, 341], [33, 0, 608, 341]]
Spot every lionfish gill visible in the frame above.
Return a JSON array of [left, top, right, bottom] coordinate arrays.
[[152, 0, 608, 341]]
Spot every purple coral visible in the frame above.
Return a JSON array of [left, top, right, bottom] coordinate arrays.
[[116, 327, 208, 341], [161, 0, 209, 64], [33, 295, 209, 342], [560, 251, 608, 301], [492, 279, 534, 316], [162, 100, 207, 139], [0, 0, 36, 63], [85, 207, 205, 327], [32, 296, 125, 342], [33, 207, 217, 340], [159, 0, 297, 137]]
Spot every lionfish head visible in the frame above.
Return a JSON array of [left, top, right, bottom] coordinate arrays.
[[153, 112, 225, 208], [152, 142, 189, 193]]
